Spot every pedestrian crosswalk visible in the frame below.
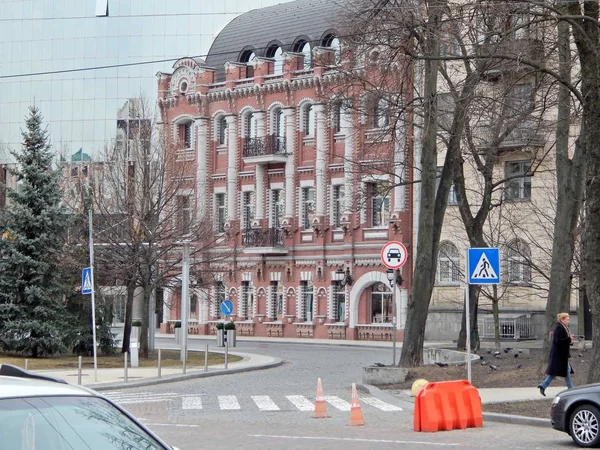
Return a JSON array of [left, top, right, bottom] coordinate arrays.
[[104, 391, 403, 413]]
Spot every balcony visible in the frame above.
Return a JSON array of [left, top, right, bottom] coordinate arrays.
[[242, 227, 288, 254], [476, 38, 545, 78], [475, 122, 546, 150], [242, 135, 287, 164]]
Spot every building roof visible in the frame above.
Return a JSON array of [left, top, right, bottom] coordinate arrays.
[[71, 148, 91, 162], [206, 0, 346, 81]]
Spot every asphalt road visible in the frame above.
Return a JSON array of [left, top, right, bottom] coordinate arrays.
[[112, 338, 576, 450]]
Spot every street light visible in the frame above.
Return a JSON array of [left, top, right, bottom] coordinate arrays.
[[335, 267, 353, 287], [386, 269, 398, 366]]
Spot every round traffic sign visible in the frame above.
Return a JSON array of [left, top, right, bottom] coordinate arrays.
[[380, 241, 408, 269]]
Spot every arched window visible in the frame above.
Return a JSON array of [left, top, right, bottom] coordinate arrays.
[[244, 112, 256, 138], [294, 40, 312, 70], [266, 45, 284, 75], [506, 239, 532, 283], [217, 116, 228, 145], [437, 242, 460, 284], [174, 117, 193, 149], [370, 283, 392, 323], [240, 50, 256, 78], [303, 104, 315, 136], [322, 34, 341, 64], [374, 97, 390, 128]]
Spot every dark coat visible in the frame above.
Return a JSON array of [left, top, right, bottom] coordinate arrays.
[[546, 322, 571, 377]]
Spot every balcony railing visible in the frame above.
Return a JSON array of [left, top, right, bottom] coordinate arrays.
[[242, 227, 284, 247], [476, 122, 546, 149], [243, 135, 286, 158]]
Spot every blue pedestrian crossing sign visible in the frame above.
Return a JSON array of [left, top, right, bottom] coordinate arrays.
[[81, 267, 93, 295], [467, 248, 500, 285], [220, 299, 234, 316]]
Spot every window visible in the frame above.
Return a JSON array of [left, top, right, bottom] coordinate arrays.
[[240, 281, 250, 320], [437, 93, 456, 132], [371, 182, 390, 227], [215, 282, 226, 318], [271, 189, 284, 228], [333, 281, 345, 322], [301, 187, 316, 228], [322, 34, 341, 64], [373, 97, 390, 128], [190, 294, 197, 315], [178, 122, 192, 149], [240, 50, 256, 78], [437, 242, 460, 284], [332, 102, 342, 133], [215, 193, 227, 232], [332, 185, 345, 228], [274, 108, 285, 137], [242, 191, 255, 230], [270, 281, 282, 319], [371, 283, 392, 323], [505, 161, 532, 201], [218, 116, 227, 145], [300, 281, 314, 321], [506, 239, 531, 284], [95, 0, 108, 17], [436, 166, 459, 205], [244, 112, 256, 138], [266, 45, 284, 75], [303, 104, 315, 136], [507, 84, 533, 118], [440, 23, 460, 56], [295, 40, 312, 69], [70, 167, 79, 177], [177, 195, 191, 235]]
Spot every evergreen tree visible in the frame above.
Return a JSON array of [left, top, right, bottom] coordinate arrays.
[[0, 106, 72, 357]]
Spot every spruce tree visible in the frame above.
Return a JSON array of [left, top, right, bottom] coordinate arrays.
[[0, 106, 71, 357]]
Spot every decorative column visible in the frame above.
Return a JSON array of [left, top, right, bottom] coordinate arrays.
[[394, 118, 406, 212], [283, 107, 295, 219], [195, 118, 209, 216], [255, 165, 265, 221], [341, 105, 354, 216], [255, 111, 265, 138], [226, 115, 238, 221], [314, 104, 326, 217]]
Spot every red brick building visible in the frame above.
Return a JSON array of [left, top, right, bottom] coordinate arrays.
[[156, 0, 413, 341]]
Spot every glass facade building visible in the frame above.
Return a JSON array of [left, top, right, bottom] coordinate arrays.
[[0, 0, 293, 161]]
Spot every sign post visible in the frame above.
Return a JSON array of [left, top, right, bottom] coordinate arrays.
[[466, 247, 500, 383], [81, 265, 98, 383], [380, 241, 408, 366]]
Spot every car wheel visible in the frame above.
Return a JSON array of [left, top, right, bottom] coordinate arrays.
[[569, 404, 600, 447]]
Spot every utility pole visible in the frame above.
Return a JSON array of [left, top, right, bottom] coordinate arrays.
[[87, 189, 99, 382], [180, 242, 190, 363]]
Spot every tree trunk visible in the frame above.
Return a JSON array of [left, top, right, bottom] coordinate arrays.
[[492, 285, 500, 348], [121, 278, 136, 354], [457, 284, 480, 351], [538, 13, 583, 376], [399, 0, 445, 367], [139, 287, 150, 358]]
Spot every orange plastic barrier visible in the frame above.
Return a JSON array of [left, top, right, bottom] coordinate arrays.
[[413, 380, 483, 432]]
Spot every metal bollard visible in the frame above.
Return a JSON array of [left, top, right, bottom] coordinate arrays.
[[24, 359, 28, 371], [182, 352, 187, 375], [204, 344, 208, 372], [158, 348, 162, 379], [78, 356, 82, 385], [224, 341, 228, 369], [124, 352, 128, 383]]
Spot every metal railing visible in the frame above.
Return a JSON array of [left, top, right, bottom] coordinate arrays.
[[475, 123, 546, 149], [242, 227, 284, 247], [243, 135, 286, 157], [477, 315, 533, 340]]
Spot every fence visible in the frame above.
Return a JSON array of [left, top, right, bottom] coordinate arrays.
[[477, 314, 533, 340]]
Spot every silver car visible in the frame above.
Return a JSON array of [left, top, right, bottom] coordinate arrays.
[[0, 364, 180, 450]]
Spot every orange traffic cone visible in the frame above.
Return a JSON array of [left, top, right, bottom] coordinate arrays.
[[349, 383, 365, 426], [313, 377, 329, 419]]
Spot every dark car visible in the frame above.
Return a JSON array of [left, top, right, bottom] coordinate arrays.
[[387, 249, 402, 261], [551, 383, 600, 447], [0, 364, 180, 450]]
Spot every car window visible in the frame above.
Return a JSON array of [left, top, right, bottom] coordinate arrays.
[[0, 396, 167, 450]]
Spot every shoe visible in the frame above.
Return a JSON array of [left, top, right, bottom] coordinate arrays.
[[538, 385, 546, 397]]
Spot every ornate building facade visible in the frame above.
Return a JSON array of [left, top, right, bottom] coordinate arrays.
[[156, 0, 414, 341]]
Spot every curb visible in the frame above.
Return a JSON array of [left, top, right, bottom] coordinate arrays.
[[483, 412, 550, 428], [90, 356, 285, 392], [358, 383, 416, 411]]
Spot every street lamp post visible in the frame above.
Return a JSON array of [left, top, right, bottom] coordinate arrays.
[[334, 268, 353, 322], [180, 242, 190, 364], [386, 269, 397, 366]]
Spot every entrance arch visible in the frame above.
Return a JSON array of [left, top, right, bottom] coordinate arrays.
[[349, 271, 403, 328]]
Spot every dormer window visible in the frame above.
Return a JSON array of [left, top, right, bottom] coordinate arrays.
[[322, 33, 341, 64], [294, 40, 312, 70], [240, 50, 256, 78], [266, 45, 284, 75]]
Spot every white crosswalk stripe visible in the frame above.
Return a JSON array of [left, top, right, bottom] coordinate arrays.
[[182, 396, 203, 410], [361, 396, 403, 411], [218, 395, 241, 410], [105, 392, 178, 405], [325, 395, 351, 411], [285, 395, 314, 411], [251, 395, 280, 411]]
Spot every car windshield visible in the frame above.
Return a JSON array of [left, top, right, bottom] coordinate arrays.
[[0, 395, 166, 450]]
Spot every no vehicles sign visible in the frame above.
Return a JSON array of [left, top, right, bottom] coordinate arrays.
[[380, 241, 408, 269]]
